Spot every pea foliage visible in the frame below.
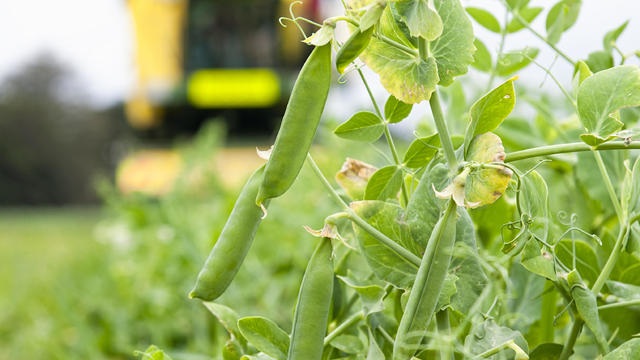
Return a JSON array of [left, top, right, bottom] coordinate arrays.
[[153, 1, 640, 359]]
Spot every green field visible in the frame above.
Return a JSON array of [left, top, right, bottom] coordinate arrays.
[[0, 208, 106, 359]]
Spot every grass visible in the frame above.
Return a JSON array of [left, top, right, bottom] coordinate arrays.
[[0, 207, 105, 359]]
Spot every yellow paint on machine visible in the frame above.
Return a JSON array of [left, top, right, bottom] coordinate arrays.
[[187, 69, 281, 108]]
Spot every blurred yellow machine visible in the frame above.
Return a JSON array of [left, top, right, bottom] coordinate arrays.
[[125, 0, 320, 133]]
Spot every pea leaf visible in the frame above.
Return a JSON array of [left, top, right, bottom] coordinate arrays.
[[506, 0, 530, 11], [304, 23, 335, 46], [606, 280, 640, 301], [586, 50, 614, 73], [366, 329, 385, 360], [568, 270, 609, 353], [556, 240, 600, 286], [394, 0, 443, 41], [336, 27, 374, 74], [577, 65, 640, 146], [359, 7, 439, 103], [364, 165, 404, 200], [572, 61, 593, 95], [329, 334, 365, 354], [464, 77, 517, 157], [603, 20, 629, 52], [403, 134, 441, 168], [384, 95, 413, 123], [466, 7, 501, 33], [134, 345, 173, 360], [464, 320, 529, 359], [496, 48, 539, 76], [237, 317, 290, 360], [337, 274, 386, 316], [351, 200, 418, 288], [602, 338, 640, 359], [430, 0, 476, 86], [520, 170, 550, 243], [464, 132, 513, 208], [204, 302, 247, 346], [521, 239, 556, 280], [507, 7, 543, 33], [507, 262, 545, 332], [360, 1, 387, 31], [334, 111, 385, 142], [529, 343, 565, 359], [471, 38, 492, 73], [545, 0, 581, 44]]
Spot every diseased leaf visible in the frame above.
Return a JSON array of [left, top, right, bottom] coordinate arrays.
[[577, 65, 640, 146], [429, 0, 476, 86], [395, 0, 443, 41], [384, 95, 413, 123], [464, 77, 517, 156], [364, 165, 404, 200], [507, 6, 543, 33], [403, 134, 441, 168], [336, 158, 378, 200], [464, 132, 513, 208], [334, 111, 385, 142], [496, 48, 539, 76], [471, 38, 492, 73], [466, 7, 501, 33], [238, 317, 290, 360]]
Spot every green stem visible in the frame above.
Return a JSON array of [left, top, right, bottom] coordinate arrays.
[[509, 9, 576, 66], [306, 153, 420, 268], [436, 310, 454, 360], [486, 8, 509, 91], [558, 319, 583, 360], [592, 150, 624, 223], [540, 281, 557, 344], [324, 311, 363, 346], [429, 91, 458, 172], [356, 69, 409, 204], [592, 223, 630, 295], [599, 298, 640, 310], [375, 33, 419, 57], [504, 141, 640, 162]]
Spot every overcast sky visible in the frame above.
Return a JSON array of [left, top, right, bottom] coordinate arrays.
[[0, 0, 637, 108]]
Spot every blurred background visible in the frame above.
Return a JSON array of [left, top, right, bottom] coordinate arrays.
[[0, 0, 638, 359]]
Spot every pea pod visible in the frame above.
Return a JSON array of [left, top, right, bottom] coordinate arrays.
[[287, 238, 333, 360], [190, 165, 267, 301], [393, 200, 458, 360], [335, 27, 374, 74], [256, 44, 332, 205]]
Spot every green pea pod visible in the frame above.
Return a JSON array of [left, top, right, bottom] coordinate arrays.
[[393, 200, 458, 360], [335, 27, 374, 74], [256, 44, 332, 205], [567, 270, 609, 354], [190, 165, 267, 301], [288, 238, 333, 360]]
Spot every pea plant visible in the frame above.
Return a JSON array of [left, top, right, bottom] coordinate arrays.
[[181, 0, 640, 359]]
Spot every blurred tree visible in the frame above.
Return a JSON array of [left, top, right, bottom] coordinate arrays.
[[0, 53, 127, 205]]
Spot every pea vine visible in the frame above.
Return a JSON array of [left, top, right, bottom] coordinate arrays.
[[142, 1, 640, 359]]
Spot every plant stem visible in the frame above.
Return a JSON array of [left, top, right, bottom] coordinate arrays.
[[324, 311, 363, 346], [486, 8, 509, 91], [306, 153, 421, 268], [592, 150, 624, 223], [436, 310, 454, 360], [356, 69, 409, 204], [509, 9, 576, 66], [592, 223, 630, 295], [375, 33, 419, 56], [559, 319, 583, 360], [599, 298, 640, 310], [429, 91, 458, 172], [504, 141, 640, 162]]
